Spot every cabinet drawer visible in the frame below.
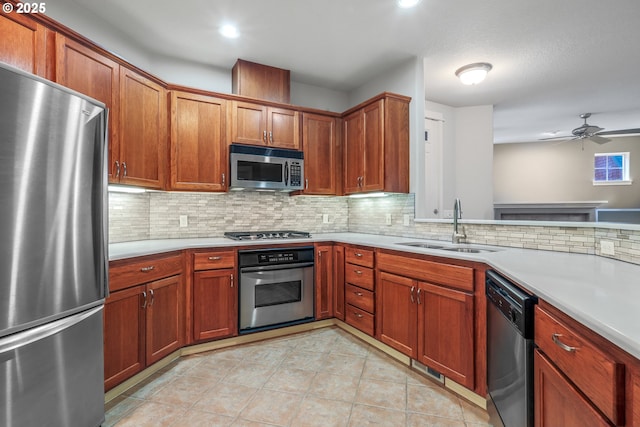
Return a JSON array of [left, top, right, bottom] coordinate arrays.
[[345, 264, 374, 291], [346, 304, 374, 336], [345, 247, 374, 268], [193, 251, 235, 271], [109, 254, 183, 292], [345, 284, 374, 314], [535, 306, 624, 425]]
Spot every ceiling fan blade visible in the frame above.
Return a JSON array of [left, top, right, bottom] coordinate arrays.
[[589, 135, 611, 144], [538, 135, 572, 141], [597, 128, 640, 136]]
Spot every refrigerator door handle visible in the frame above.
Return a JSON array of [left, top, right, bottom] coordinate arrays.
[[0, 306, 103, 356]]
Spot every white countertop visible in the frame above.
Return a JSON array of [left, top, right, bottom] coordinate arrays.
[[109, 232, 640, 360]]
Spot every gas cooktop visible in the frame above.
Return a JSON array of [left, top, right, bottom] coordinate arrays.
[[224, 230, 312, 241]]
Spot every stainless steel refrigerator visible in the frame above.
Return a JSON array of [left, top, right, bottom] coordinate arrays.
[[0, 62, 108, 427]]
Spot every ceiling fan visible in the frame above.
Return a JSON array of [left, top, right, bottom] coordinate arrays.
[[540, 113, 640, 144]]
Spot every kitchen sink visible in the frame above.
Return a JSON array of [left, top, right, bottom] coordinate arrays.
[[396, 242, 445, 249], [396, 242, 501, 253], [441, 246, 498, 253]]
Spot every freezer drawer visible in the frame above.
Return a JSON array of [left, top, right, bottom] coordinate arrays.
[[0, 306, 105, 427]]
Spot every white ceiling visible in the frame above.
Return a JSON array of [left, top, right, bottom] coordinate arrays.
[[68, 0, 640, 143]]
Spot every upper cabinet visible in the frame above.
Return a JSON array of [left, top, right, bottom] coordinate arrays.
[[343, 94, 410, 195], [302, 113, 338, 194], [232, 59, 290, 104], [0, 12, 48, 77], [231, 100, 300, 150], [54, 35, 120, 182], [169, 90, 227, 192], [117, 67, 167, 189]]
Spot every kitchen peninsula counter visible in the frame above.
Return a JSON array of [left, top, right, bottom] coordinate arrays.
[[109, 232, 640, 360]]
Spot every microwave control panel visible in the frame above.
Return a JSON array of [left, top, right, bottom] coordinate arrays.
[[290, 161, 302, 187]]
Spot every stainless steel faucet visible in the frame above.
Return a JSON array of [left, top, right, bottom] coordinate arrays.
[[452, 198, 466, 244]]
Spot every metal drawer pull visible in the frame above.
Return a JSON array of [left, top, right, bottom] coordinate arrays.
[[354, 291, 363, 296], [354, 312, 363, 318], [354, 270, 363, 275], [140, 266, 155, 272], [355, 253, 363, 257], [208, 256, 222, 261], [552, 334, 577, 352], [410, 286, 415, 303]]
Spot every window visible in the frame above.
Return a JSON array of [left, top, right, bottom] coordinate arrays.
[[593, 152, 631, 185]]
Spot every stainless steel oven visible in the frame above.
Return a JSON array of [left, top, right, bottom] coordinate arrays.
[[238, 247, 314, 333]]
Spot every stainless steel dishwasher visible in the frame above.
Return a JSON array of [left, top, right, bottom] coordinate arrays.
[[486, 270, 538, 427]]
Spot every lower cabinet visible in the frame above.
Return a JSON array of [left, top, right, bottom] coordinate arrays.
[[376, 271, 474, 389], [534, 349, 612, 427], [344, 246, 376, 336], [192, 250, 237, 342], [104, 273, 183, 391], [315, 244, 334, 320]]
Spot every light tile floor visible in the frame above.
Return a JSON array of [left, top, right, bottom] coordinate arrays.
[[104, 327, 493, 427]]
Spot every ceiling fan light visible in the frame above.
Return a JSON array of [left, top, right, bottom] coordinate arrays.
[[455, 62, 492, 85], [397, 0, 421, 8]]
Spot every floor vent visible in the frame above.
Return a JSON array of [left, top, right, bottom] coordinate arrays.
[[411, 360, 444, 383]]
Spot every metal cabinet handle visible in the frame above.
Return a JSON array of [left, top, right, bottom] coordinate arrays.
[[269, 131, 273, 144], [115, 161, 120, 178], [222, 173, 225, 187], [140, 266, 155, 272], [318, 250, 322, 259], [416, 288, 422, 305], [149, 289, 155, 307], [122, 162, 128, 177], [354, 270, 363, 275], [354, 291, 363, 297], [263, 130, 267, 143], [410, 286, 415, 303], [552, 334, 577, 352], [208, 256, 222, 261], [355, 253, 363, 258], [230, 273, 234, 288], [354, 312, 363, 318], [305, 178, 309, 189], [141, 291, 147, 309]]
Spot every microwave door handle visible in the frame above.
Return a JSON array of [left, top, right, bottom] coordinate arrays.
[[284, 161, 289, 186]]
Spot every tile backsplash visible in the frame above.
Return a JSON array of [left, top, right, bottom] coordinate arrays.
[[110, 191, 640, 265]]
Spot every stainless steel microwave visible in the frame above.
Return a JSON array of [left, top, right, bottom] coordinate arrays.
[[229, 144, 304, 192]]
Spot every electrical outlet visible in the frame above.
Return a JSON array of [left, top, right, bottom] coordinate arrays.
[[179, 215, 188, 227], [600, 240, 615, 256], [403, 214, 411, 226], [322, 213, 330, 224], [385, 213, 392, 225]]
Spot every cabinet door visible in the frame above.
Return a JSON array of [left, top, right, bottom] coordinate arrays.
[[315, 244, 334, 320], [333, 245, 346, 321], [362, 99, 384, 192], [534, 350, 612, 427], [268, 107, 300, 149], [146, 275, 183, 365], [303, 113, 336, 194], [343, 110, 363, 194], [231, 100, 267, 146], [170, 91, 227, 191], [54, 35, 120, 181], [0, 12, 47, 76], [418, 281, 474, 389], [193, 269, 237, 341], [377, 272, 418, 358], [103, 286, 145, 391], [119, 67, 167, 188]]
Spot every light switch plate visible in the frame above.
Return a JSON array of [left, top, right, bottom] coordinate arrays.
[[179, 215, 188, 227], [403, 214, 411, 226], [600, 240, 615, 255], [322, 213, 330, 224], [385, 213, 392, 225]]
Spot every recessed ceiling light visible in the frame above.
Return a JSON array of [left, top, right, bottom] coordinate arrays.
[[397, 0, 421, 8], [219, 24, 239, 39], [455, 62, 493, 85]]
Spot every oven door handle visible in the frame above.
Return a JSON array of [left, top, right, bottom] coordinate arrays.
[[240, 262, 315, 273]]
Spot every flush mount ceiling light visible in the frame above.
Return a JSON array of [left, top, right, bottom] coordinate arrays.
[[455, 62, 493, 85], [219, 24, 239, 39], [397, 0, 421, 8]]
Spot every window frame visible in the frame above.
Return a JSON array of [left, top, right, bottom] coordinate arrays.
[[593, 152, 632, 186]]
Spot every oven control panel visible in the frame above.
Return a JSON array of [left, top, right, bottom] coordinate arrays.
[[258, 252, 297, 264], [239, 247, 315, 268]]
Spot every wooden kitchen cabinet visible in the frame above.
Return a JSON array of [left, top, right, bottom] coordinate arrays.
[[117, 66, 167, 188], [232, 59, 290, 103], [105, 253, 184, 391], [231, 100, 300, 150], [0, 11, 48, 77], [333, 245, 346, 321], [169, 90, 227, 191], [54, 35, 120, 181], [534, 349, 612, 427], [344, 246, 376, 336], [377, 272, 418, 357], [343, 93, 410, 195], [192, 250, 237, 342], [302, 113, 338, 194], [315, 244, 334, 320]]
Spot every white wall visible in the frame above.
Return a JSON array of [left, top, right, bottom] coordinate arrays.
[[454, 106, 494, 219], [290, 82, 350, 113]]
